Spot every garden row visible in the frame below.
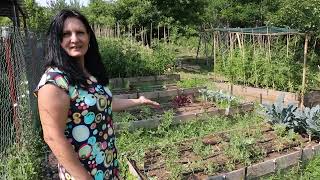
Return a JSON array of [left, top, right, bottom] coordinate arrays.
[[113, 86, 254, 132], [112, 73, 320, 179], [125, 107, 320, 179]]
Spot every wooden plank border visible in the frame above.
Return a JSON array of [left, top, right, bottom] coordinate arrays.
[[114, 103, 254, 132], [109, 74, 180, 87], [207, 143, 320, 180], [213, 82, 300, 105]]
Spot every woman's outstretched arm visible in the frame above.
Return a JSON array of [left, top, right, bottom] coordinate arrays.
[[112, 96, 160, 112]]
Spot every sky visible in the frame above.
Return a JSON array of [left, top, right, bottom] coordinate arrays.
[[35, 0, 90, 7]]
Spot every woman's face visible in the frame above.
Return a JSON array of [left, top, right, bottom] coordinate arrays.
[[61, 17, 90, 60]]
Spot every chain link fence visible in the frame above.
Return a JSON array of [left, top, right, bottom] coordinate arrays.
[[0, 27, 46, 178]]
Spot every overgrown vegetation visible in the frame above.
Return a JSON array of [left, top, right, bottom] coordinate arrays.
[[214, 38, 320, 92], [99, 38, 177, 78], [0, 118, 46, 179]]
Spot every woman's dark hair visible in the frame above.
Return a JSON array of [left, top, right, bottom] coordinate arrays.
[[45, 9, 108, 86]]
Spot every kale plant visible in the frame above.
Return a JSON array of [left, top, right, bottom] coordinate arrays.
[[264, 94, 298, 129], [293, 105, 320, 140], [199, 89, 237, 107]]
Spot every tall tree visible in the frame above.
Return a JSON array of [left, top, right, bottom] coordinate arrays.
[[24, 0, 51, 32], [204, 0, 264, 28], [84, 0, 115, 27], [267, 0, 320, 33]]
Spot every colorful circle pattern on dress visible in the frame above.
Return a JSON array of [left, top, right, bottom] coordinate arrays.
[[39, 69, 119, 180]]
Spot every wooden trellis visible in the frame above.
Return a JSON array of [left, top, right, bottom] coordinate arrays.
[[198, 26, 308, 107]]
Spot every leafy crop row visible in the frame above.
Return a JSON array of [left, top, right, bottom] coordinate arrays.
[[264, 95, 320, 141], [199, 89, 238, 108]]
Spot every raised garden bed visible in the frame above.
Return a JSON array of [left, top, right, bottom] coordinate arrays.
[[126, 123, 319, 180], [112, 83, 178, 95], [110, 74, 180, 84], [109, 74, 180, 93], [114, 102, 254, 132], [212, 82, 300, 105], [113, 87, 203, 100]]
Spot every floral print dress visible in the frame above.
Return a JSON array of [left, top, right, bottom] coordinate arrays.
[[35, 67, 119, 180]]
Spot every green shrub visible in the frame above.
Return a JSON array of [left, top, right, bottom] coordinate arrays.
[[98, 38, 177, 78]]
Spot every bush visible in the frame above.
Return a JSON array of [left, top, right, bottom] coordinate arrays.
[[98, 38, 177, 78]]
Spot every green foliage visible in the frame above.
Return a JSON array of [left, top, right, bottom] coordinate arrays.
[[98, 38, 177, 77], [265, 96, 320, 140], [294, 105, 320, 139], [264, 95, 299, 129], [24, 0, 51, 32], [113, 0, 157, 26], [192, 140, 212, 158], [273, 124, 288, 137], [150, 0, 207, 26], [177, 78, 208, 88], [267, 0, 320, 33], [199, 89, 238, 108], [224, 131, 264, 168], [214, 36, 310, 92], [204, 0, 269, 27], [84, 0, 115, 26], [116, 112, 263, 177], [0, 17, 12, 26], [0, 128, 46, 179], [156, 110, 174, 136]]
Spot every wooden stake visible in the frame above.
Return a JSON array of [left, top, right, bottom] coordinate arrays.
[[158, 24, 160, 41], [196, 34, 201, 60], [164, 25, 166, 42], [287, 34, 289, 58], [213, 32, 216, 71], [150, 23, 152, 46], [301, 34, 309, 108]]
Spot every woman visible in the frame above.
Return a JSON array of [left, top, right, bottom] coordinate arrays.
[[35, 9, 159, 180]]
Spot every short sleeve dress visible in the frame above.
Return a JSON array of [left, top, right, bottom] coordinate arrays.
[[34, 67, 119, 180]]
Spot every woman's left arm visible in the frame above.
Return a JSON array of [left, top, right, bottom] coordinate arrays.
[[112, 96, 160, 112]]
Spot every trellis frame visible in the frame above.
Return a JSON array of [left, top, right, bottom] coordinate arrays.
[[198, 26, 308, 107]]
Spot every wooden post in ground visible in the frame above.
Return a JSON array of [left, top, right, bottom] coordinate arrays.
[[196, 33, 201, 60], [213, 32, 216, 72], [158, 24, 160, 41], [301, 34, 309, 108], [150, 23, 152, 46], [164, 25, 166, 42]]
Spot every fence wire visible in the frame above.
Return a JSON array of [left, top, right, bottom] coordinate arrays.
[[0, 27, 46, 178]]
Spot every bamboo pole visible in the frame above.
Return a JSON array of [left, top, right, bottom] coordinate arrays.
[[196, 33, 201, 60], [130, 25, 132, 44], [164, 25, 166, 42], [301, 34, 309, 108], [168, 25, 170, 43], [158, 24, 160, 40], [150, 23, 152, 46], [213, 32, 216, 73], [117, 22, 120, 38], [141, 27, 144, 45], [287, 34, 289, 58]]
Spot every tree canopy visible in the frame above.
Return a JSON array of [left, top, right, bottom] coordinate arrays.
[[1, 0, 319, 35]]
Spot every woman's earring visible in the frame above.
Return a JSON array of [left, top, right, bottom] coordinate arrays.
[[88, 43, 90, 48]]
